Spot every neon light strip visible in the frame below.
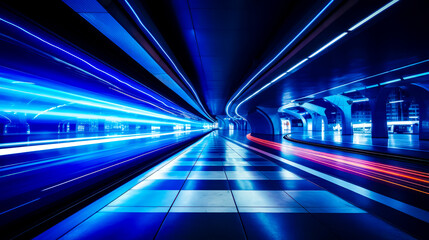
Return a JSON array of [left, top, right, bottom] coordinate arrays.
[[348, 0, 400, 31], [0, 198, 40, 216], [308, 32, 348, 58], [380, 78, 400, 85], [123, 0, 214, 122], [0, 17, 176, 112], [1, 109, 191, 125], [353, 98, 369, 103], [404, 72, 429, 80], [0, 84, 192, 123], [0, 129, 207, 156], [225, 0, 335, 117], [246, 134, 429, 193], [0, 132, 150, 148], [287, 58, 309, 73], [294, 60, 429, 103], [233, 0, 401, 117], [224, 136, 429, 223]]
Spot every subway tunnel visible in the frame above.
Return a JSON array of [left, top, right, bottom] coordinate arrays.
[[0, 0, 429, 239]]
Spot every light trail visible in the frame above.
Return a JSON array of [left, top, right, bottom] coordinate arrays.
[[224, 135, 429, 223], [0, 129, 208, 157], [247, 134, 429, 195]]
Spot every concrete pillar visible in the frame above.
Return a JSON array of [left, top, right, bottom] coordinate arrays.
[[216, 115, 227, 129], [246, 107, 281, 135], [409, 83, 429, 140], [419, 98, 429, 140], [258, 107, 282, 134], [279, 102, 326, 133], [367, 89, 389, 138], [324, 95, 353, 135]]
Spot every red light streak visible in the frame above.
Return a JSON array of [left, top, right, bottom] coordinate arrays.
[[247, 134, 429, 195]]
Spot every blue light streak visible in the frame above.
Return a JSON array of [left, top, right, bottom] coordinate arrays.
[[226, 0, 335, 117], [286, 58, 309, 73], [365, 84, 379, 89], [0, 129, 207, 156], [348, 0, 400, 32], [352, 98, 369, 103], [122, 0, 214, 122], [0, 81, 193, 123], [380, 79, 401, 85], [298, 60, 429, 101], [0, 16, 185, 116], [233, 0, 402, 117], [404, 72, 429, 80], [0, 15, 211, 136], [308, 32, 348, 59]]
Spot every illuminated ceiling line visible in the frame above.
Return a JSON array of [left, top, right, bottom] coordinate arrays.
[[0, 132, 156, 148], [60, 0, 206, 118], [225, 0, 335, 118], [234, 0, 401, 118], [123, 0, 214, 122], [304, 61, 429, 98], [0, 16, 199, 120]]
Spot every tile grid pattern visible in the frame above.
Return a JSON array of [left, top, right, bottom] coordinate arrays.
[[59, 132, 413, 240]]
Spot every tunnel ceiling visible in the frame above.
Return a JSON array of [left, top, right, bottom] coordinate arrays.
[[2, 1, 428, 120], [138, 0, 332, 116], [231, 0, 429, 116]]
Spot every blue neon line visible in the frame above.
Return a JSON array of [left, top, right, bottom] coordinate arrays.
[[348, 0, 400, 31], [379, 78, 400, 85], [0, 198, 40, 215], [123, 0, 214, 121], [299, 59, 429, 100], [233, 0, 402, 117], [308, 32, 347, 58], [0, 17, 181, 115], [404, 72, 429, 80], [366, 84, 379, 89], [226, 0, 335, 117], [353, 98, 369, 103], [286, 58, 309, 73], [0, 17, 209, 122]]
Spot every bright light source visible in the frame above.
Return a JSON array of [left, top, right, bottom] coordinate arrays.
[[308, 32, 348, 58], [389, 100, 404, 104], [225, 0, 335, 118], [287, 58, 309, 73], [366, 84, 379, 89], [380, 79, 400, 85], [403, 72, 429, 80], [232, 0, 402, 117], [353, 98, 369, 103], [348, 0, 400, 31]]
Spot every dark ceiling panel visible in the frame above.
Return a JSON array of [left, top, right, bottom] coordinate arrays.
[[139, 0, 324, 116], [237, 0, 429, 114]]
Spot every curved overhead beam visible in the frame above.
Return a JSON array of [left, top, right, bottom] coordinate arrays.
[[231, 0, 401, 119], [225, 0, 336, 118], [63, 0, 213, 122]]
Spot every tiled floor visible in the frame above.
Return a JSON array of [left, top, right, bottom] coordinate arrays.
[[58, 132, 412, 239]]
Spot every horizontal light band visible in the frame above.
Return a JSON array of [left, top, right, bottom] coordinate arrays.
[[0, 129, 207, 156]]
